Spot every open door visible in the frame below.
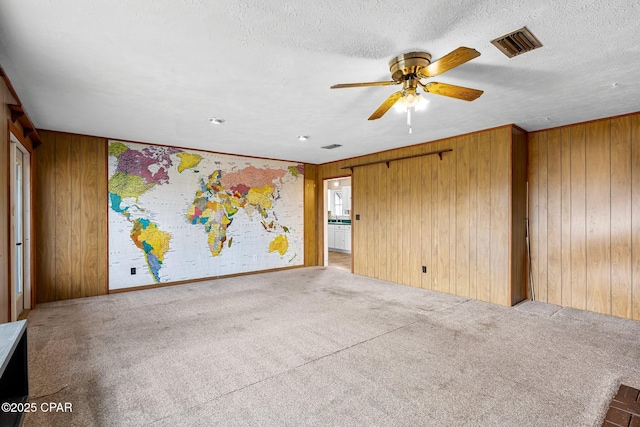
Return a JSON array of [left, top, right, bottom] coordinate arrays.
[[324, 177, 352, 271]]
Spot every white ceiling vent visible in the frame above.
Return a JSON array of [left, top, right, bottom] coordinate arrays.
[[491, 27, 542, 58], [321, 144, 342, 149]]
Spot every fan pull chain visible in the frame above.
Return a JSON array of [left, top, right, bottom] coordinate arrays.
[[407, 107, 412, 134]]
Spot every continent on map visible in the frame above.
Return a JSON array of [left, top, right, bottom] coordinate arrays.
[[108, 142, 181, 214], [177, 152, 203, 173], [108, 141, 182, 283], [187, 197, 233, 256], [186, 171, 244, 257], [115, 145, 179, 186], [187, 168, 295, 258], [246, 185, 274, 218], [108, 172, 156, 216], [220, 165, 286, 189], [287, 164, 304, 177], [268, 235, 289, 256], [108, 141, 129, 158], [130, 219, 171, 282]]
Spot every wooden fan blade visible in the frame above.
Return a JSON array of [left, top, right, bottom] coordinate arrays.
[[368, 91, 403, 120], [418, 47, 480, 78], [331, 81, 398, 89], [423, 82, 483, 101]]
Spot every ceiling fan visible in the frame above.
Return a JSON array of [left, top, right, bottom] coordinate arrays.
[[330, 47, 483, 121]]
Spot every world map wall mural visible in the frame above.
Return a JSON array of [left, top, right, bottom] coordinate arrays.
[[107, 140, 304, 290]]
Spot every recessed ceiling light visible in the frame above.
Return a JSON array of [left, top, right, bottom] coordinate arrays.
[[297, 135, 309, 141], [210, 117, 225, 124], [333, 181, 339, 187]]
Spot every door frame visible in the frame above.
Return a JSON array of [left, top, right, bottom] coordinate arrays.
[[322, 175, 352, 269], [9, 130, 32, 321]]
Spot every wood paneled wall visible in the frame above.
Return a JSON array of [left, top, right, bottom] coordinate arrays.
[[35, 131, 108, 302], [303, 164, 318, 266], [317, 125, 527, 307], [528, 112, 640, 320]]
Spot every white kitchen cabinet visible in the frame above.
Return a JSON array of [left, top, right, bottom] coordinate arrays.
[[328, 223, 351, 253], [344, 225, 351, 252], [343, 186, 352, 211], [328, 224, 336, 248], [334, 225, 345, 250]]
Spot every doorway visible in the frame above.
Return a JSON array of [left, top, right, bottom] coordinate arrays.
[[10, 133, 31, 321], [324, 177, 352, 271]]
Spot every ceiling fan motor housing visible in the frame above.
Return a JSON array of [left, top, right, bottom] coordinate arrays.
[[389, 52, 432, 82]]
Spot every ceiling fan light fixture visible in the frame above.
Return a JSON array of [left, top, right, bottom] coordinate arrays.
[[414, 95, 429, 111], [404, 93, 419, 107], [394, 93, 429, 113]]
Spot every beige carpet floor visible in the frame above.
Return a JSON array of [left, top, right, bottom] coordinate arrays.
[[23, 267, 640, 426]]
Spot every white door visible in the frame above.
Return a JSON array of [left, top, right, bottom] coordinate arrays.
[[10, 137, 31, 321]]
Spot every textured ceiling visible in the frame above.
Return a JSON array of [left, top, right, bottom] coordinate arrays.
[[1, 0, 639, 164]]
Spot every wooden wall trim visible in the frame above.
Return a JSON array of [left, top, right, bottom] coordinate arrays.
[[8, 121, 33, 154], [341, 149, 452, 170], [108, 265, 305, 294], [36, 128, 306, 165], [316, 124, 515, 167], [1, 68, 41, 147], [527, 110, 640, 136]]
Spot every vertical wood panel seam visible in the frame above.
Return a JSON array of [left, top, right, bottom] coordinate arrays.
[[53, 134, 57, 299], [560, 133, 563, 305], [608, 120, 612, 314], [583, 129, 587, 309], [632, 120, 635, 318], [469, 137, 472, 298], [609, 120, 613, 314], [537, 133, 540, 302], [633, 120, 636, 318], [455, 138, 458, 295], [568, 130, 572, 307], [470, 137, 476, 299], [544, 133, 549, 302], [489, 132, 492, 303]]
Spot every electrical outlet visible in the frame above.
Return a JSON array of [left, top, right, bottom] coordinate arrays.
[[355, 214, 360, 220], [422, 266, 427, 273], [131, 267, 136, 275], [252, 254, 258, 261]]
